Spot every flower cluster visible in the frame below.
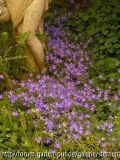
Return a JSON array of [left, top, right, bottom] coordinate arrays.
[[4, 14, 120, 151]]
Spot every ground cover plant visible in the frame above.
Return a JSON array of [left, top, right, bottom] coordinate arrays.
[[0, 0, 120, 160], [64, 0, 120, 90]]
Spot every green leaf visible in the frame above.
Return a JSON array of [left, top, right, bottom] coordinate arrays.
[[22, 140, 31, 149], [90, 115, 98, 123], [96, 17, 103, 22], [0, 143, 8, 148], [73, 20, 81, 26], [17, 31, 31, 46], [102, 30, 109, 35], [5, 141, 16, 147], [114, 44, 120, 48], [6, 134, 12, 137], [117, 25, 120, 28], [77, 12, 85, 18], [109, 106, 117, 113], [87, 28, 101, 36], [106, 6, 111, 13], [96, 37, 105, 43], [77, 24, 84, 32], [36, 33, 48, 41], [102, 23, 110, 29], [11, 135, 17, 142], [92, 47, 98, 52], [97, 111, 106, 119], [13, 122, 18, 130], [82, 15, 89, 21], [0, 115, 3, 122], [21, 136, 26, 141], [105, 38, 113, 45], [111, 14, 116, 20], [98, 99, 104, 103], [105, 82, 110, 88], [31, 108, 36, 113], [42, 131, 47, 134], [76, 75, 84, 81]]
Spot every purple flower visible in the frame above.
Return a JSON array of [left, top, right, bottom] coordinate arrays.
[[108, 115, 113, 119], [35, 136, 42, 143], [45, 120, 54, 131], [41, 68, 46, 74], [103, 96, 109, 101], [33, 120, 38, 127], [12, 111, 19, 116], [118, 107, 120, 111], [101, 149, 106, 152], [4, 15, 120, 150], [109, 78, 114, 82], [26, 109, 31, 114], [54, 10, 57, 14], [8, 95, 16, 104], [36, 75, 41, 79], [108, 102, 112, 106], [29, 73, 34, 77], [113, 94, 119, 101], [0, 94, 3, 99], [118, 69, 120, 73], [54, 139, 60, 148], [115, 62, 119, 66], [84, 103, 89, 109], [101, 137, 105, 141], [49, 149, 56, 154], [85, 130, 90, 134], [101, 142, 107, 147], [98, 74, 103, 79], [91, 104, 95, 112], [78, 126, 83, 134], [19, 81, 25, 87], [0, 74, 4, 79], [43, 137, 52, 144], [117, 79, 120, 83], [108, 122, 114, 128], [12, 79, 17, 85], [89, 80, 93, 84], [110, 137, 116, 142], [85, 114, 90, 118], [96, 87, 101, 91]]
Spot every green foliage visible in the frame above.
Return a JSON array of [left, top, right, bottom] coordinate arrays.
[[64, 0, 120, 90], [17, 31, 31, 46], [0, 102, 119, 160], [36, 33, 48, 42], [36, 33, 49, 47], [0, 29, 33, 92], [60, 1, 120, 147], [0, 106, 38, 158], [0, 1, 120, 158]]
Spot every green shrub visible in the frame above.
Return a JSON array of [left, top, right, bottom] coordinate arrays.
[[64, 0, 120, 90]]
